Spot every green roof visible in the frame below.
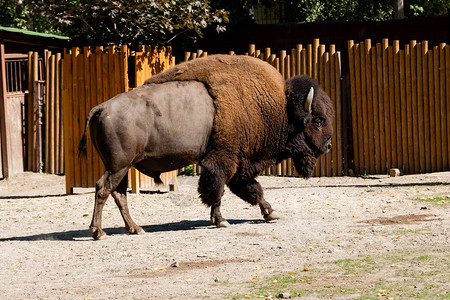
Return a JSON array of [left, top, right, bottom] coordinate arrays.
[[0, 26, 69, 40]]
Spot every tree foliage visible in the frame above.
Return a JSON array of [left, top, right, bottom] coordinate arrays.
[[286, 0, 393, 22], [264, 0, 448, 23], [407, 0, 450, 17], [0, 0, 448, 46], [1, 0, 228, 46], [0, 0, 54, 32]]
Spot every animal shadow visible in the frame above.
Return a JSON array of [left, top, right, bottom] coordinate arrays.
[[0, 219, 264, 242]]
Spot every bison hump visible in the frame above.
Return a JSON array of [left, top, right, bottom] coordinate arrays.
[[144, 55, 287, 155]]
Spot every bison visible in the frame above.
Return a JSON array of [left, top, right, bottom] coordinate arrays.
[[78, 55, 333, 240]]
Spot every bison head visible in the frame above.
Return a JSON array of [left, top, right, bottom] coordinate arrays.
[[285, 75, 334, 178]]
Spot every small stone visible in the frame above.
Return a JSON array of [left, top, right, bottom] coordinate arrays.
[[214, 277, 219, 282], [278, 292, 291, 298], [420, 206, 428, 210], [389, 168, 401, 177], [169, 260, 179, 267]]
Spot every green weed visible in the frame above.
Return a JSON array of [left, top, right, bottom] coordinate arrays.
[[412, 196, 449, 204]]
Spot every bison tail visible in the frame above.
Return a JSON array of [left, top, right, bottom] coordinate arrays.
[[77, 105, 102, 159], [77, 134, 88, 159]]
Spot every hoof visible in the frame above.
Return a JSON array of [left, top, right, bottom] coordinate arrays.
[[263, 211, 280, 221], [89, 227, 107, 240], [216, 220, 230, 228], [127, 226, 145, 235]]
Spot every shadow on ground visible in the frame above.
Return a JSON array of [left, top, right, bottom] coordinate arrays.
[[0, 219, 265, 242]]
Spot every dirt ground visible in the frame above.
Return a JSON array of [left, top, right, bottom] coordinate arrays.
[[0, 171, 449, 299]]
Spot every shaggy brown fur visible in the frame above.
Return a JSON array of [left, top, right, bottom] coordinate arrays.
[[144, 55, 287, 176]]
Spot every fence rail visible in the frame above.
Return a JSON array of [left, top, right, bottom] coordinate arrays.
[[348, 39, 449, 175]]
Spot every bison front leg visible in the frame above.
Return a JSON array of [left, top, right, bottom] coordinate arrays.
[[228, 178, 280, 221], [111, 172, 144, 235], [198, 157, 237, 228]]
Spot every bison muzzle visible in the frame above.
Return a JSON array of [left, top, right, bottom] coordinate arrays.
[[78, 55, 333, 240]]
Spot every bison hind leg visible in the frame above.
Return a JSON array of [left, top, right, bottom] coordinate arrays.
[[111, 172, 144, 235], [90, 167, 129, 240], [227, 178, 280, 222]]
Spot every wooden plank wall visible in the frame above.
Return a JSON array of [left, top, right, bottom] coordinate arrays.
[[348, 39, 449, 175], [62, 45, 175, 194], [183, 39, 343, 178]]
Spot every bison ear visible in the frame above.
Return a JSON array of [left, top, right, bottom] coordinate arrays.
[[304, 87, 314, 113]]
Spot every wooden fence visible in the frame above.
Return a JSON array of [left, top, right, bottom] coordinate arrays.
[[62, 45, 175, 194], [6, 38, 448, 185], [184, 39, 343, 177], [349, 39, 449, 175]]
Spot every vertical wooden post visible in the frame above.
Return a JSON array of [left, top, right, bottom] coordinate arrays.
[[405, 44, 413, 174], [45, 51, 51, 173], [446, 45, 450, 167], [265, 48, 271, 63], [382, 39, 392, 172], [50, 53, 56, 174], [393, 40, 402, 170], [249, 44, 256, 57], [34, 80, 44, 173], [422, 41, 430, 172], [335, 51, 342, 176], [428, 48, 437, 172], [410, 41, 420, 173], [280, 50, 286, 79], [0, 42, 11, 178], [376, 43, 386, 173], [131, 167, 140, 195], [416, 42, 425, 173], [364, 39, 374, 175], [347, 40, 358, 175], [27, 52, 39, 171], [433, 46, 441, 171], [388, 43, 397, 170], [312, 39, 319, 79], [82, 47, 92, 186], [95, 47, 104, 182], [370, 42, 380, 174], [439, 43, 448, 170], [55, 53, 63, 174], [399, 48, 408, 173], [355, 43, 364, 174], [295, 45, 302, 76]]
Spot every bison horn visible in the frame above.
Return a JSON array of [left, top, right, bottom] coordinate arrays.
[[304, 87, 314, 113]]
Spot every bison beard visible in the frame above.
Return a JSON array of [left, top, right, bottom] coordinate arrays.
[[290, 138, 320, 179], [79, 55, 333, 239]]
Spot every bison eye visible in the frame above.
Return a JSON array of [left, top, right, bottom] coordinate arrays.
[[313, 117, 325, 127]]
